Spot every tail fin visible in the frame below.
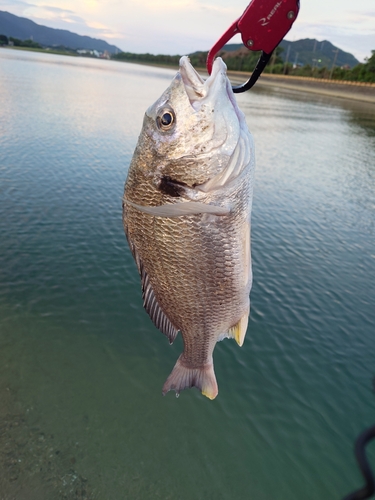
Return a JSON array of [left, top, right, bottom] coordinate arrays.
[[162, 356, 218, 400]]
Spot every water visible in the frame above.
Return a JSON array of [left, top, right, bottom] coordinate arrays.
[[0, 49, 375, 500]]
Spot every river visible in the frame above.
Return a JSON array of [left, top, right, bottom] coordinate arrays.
[[0, 49, 375, 500]]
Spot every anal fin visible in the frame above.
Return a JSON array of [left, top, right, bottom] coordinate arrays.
[[228, 310, 249, 347], [137, 258, 179, 344]]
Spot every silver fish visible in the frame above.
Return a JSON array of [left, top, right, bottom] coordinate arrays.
[[122, 56, 255, 399]]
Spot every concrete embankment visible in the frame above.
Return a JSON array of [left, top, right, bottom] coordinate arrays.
[[226, 71, 375, 104]]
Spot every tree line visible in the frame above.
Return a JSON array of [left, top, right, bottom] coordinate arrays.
[[112, 48, 375, 83], [0, 34, 42, 49], [2, 34, 373, 84]]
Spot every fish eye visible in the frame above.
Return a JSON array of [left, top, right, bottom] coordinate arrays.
[[156, 109, 175, 131]]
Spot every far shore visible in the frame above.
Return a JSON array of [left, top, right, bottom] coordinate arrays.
[[110, 59, 375, 105], [2, 46, 375, 104], [113, 59, 375, 105], [1, 44, 78, 57], [106, 57, 375, 105], [227, 71, 375, 105]]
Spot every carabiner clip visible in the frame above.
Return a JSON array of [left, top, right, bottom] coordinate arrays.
[[206, 0, 300, 93]]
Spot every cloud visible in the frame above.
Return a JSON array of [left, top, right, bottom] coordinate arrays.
[[0, 0, 31, 6], [0, 0, 35, 16], [0, 1, 119, 41], [347, 9, 375, 21], [1, 0, 373, 61], [38, 5, 76, 14], [83, 0, 98, 7], [24, 5, 87, 25], [140, 0, 193, 9]]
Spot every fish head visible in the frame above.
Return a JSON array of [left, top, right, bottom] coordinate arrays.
[[139, 56, 249, 188]]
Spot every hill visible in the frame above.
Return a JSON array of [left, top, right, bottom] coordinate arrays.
[[278, 39, 359, 68], [0, 10, 121, 54], [223, 38, 359, 69]]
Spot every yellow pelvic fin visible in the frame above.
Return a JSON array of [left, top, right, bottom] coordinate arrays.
[[229, 311, 249, 347]]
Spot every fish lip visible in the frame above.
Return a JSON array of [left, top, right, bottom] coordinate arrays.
[[179, 55, 205, 93], [225, 77, 244, 124], [179, 55, 227, 87], [179, 56, 243, 124], [179, 56, 228, 108]]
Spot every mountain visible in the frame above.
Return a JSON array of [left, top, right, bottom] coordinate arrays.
[[223, 38, 360, 69], [0, 10, 121, 54], [278, 39, 359, 68], [0, 11, 360, 68]]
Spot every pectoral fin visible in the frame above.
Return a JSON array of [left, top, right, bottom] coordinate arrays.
[[124, 199, 230, 217], [228, 310, 249, 347]]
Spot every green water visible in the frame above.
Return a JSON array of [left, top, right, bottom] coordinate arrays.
[[0, 50, 375, 500]]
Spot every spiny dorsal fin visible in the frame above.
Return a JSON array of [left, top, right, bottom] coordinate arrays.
[[138, 259, 179, 344]]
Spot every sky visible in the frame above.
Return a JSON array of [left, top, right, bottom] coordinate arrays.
[[0, 0, 374, 62]]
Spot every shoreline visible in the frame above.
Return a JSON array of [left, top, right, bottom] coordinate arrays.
[[115, 60, 375, 104], [106, 58, 375, 104], [226, 71, 375, 104], [1, 45, 78, 57], [110, 60, 375, 105], [2, 46, 374, 104]]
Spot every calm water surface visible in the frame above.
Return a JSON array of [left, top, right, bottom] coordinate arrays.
[[0, 49, 375, 499]]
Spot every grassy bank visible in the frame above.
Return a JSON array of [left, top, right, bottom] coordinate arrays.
[[249, 72, 375, 104], [2, 45, 78, 56]]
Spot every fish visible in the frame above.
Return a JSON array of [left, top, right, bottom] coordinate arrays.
[[122, 56, 255, 399]]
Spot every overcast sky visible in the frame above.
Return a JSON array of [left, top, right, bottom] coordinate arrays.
[[1, 0, 374, 62]]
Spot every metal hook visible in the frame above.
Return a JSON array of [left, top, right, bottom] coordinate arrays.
[[232, 50, 273, 93]]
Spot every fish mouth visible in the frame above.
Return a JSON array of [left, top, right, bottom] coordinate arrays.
[[179, 56, 242, 121]]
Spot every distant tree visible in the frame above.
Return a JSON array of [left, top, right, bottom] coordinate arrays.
[[9, 36, 22, 46], [7, 36, 42, 49], [189, 52, 207, 68], [367, 50, 375, 70], [316, 66, 329, 78], [263, 46, 284, 73], [0, 34, 8, 45], [22, 39, 42, 49], [362, 50, 375, 82], [112, 51, 181, 66], [331, 50, 375, 83], [111, 47, 375, 83]]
